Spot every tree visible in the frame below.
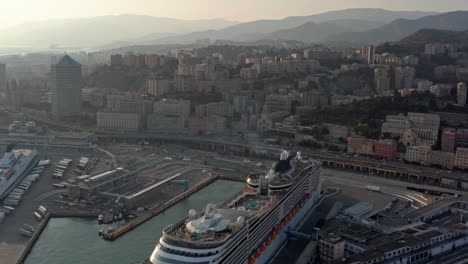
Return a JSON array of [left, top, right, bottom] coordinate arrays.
[[354, 122, 369, 137]]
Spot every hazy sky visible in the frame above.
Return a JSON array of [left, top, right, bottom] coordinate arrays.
[[1, 0, 468, 29]]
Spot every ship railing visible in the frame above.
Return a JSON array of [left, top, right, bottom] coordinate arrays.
[[162, 230, 231, 249], [222, 190, 246, 207]]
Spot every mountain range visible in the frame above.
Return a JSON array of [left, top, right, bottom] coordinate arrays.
[[332, 11, 468, 43], [142, 9, 437, 45], [0, 15, 238, 48], [3, 9, 468, 49]]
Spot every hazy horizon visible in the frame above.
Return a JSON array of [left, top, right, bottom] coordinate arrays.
[[1, 0, 468, 29]]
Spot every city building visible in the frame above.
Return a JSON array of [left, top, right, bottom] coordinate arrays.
[[153, 99, 190, 118], [347, 137, 375, 156], [427, 151, 454, 169], [300, 90, 329, 110], [381, 113, 440, 146], [206, 102, 233, 118], [361, 45, 375, 64], [456, 129, 468, 148], [207, 115, 227, 134], [405, 146, 430, 164], [146, 114, 187, 133], [145, 54, 160, 69], [187, 117, 208, 135], [239, 68, 258, 80], [49, 55, 82, 120], [375, 53, 400, 66], [394, 66, 415, 90], [374, 67, 391, 95], [401, 55, 419, 66], [265, 94, 293, 113], [331, 220, 468, 264], [232, 95, 247, 114], [174, 75, 195, 92], [146, 79, 170, 97], [424, 43, 456, 56], [430, 83, 454, 97], [319, 234, 346, 262], [106, 93, 153, 116], [441, 128, 457, 153], [304, 49, 343, 61], [124, 53, 137, 66], [374, 140, 398, 159], [256, 106, 289, 133], [97, 112, 141, 132], [455, 147, 468, 170], [457, 82, 467, 106], [252, 59, 320, 75], [416, 79, 433, 92]]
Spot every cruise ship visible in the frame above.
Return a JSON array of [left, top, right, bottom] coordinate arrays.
[[147, 150, 321, 264], [0, 148, 38, 200]]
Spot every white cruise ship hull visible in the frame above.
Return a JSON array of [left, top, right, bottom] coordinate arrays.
[[253, 191, 318, 264]]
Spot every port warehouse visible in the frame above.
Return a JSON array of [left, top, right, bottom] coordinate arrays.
[[66, 166, 185, 209], [0, 132, 96, 152]]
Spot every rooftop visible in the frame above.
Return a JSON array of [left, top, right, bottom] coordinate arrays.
[[57, 55, 80, 66]]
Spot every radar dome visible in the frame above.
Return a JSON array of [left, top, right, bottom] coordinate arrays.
[[237, 216, 246, 225], [280, 150, 290, 160], [189, 209, 197, 218]]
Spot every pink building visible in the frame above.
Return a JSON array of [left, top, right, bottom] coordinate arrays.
[[441, 129, 457, 153], [145, 54, 161, 69], [374, 140, 398, 159], [428, 151, 454, 169]]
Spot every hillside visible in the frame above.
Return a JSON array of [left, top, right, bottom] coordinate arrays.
[[331, 11, 468, 44], [0, 15, 238, 48], [139, 9, 436, 45], [376, 29, 468, 54]]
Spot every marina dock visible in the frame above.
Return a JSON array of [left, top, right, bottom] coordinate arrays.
[[16, 212, 51, 264], [102, 174, 219, 240]]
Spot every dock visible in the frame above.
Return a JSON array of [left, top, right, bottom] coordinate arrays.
[[16, 212, 51, 264], [102, 174, 219, 241]]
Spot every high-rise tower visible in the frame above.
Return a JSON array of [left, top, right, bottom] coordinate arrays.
[[50, 55, 82, 120]]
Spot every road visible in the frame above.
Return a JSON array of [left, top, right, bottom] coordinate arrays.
[[322, 169, 432, 208]]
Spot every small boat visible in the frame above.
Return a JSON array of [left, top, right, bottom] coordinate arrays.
[[98, 214, 104, 224]]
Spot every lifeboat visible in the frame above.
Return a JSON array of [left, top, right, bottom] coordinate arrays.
[[248, 259, 255, 264], [266, 238, 272, 246], [254, 250, 261, 259]]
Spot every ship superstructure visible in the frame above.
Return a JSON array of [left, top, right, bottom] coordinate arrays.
[[0, 149, 38, 200], [148, 150, 321, 264]]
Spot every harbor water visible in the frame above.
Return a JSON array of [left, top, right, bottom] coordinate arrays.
[[25, 180, 245, 264]]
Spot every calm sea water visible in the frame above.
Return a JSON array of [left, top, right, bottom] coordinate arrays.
[[25, 180, 245, 264]]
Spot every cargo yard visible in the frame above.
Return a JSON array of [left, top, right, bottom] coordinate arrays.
[[0, 142, 255, 263]]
